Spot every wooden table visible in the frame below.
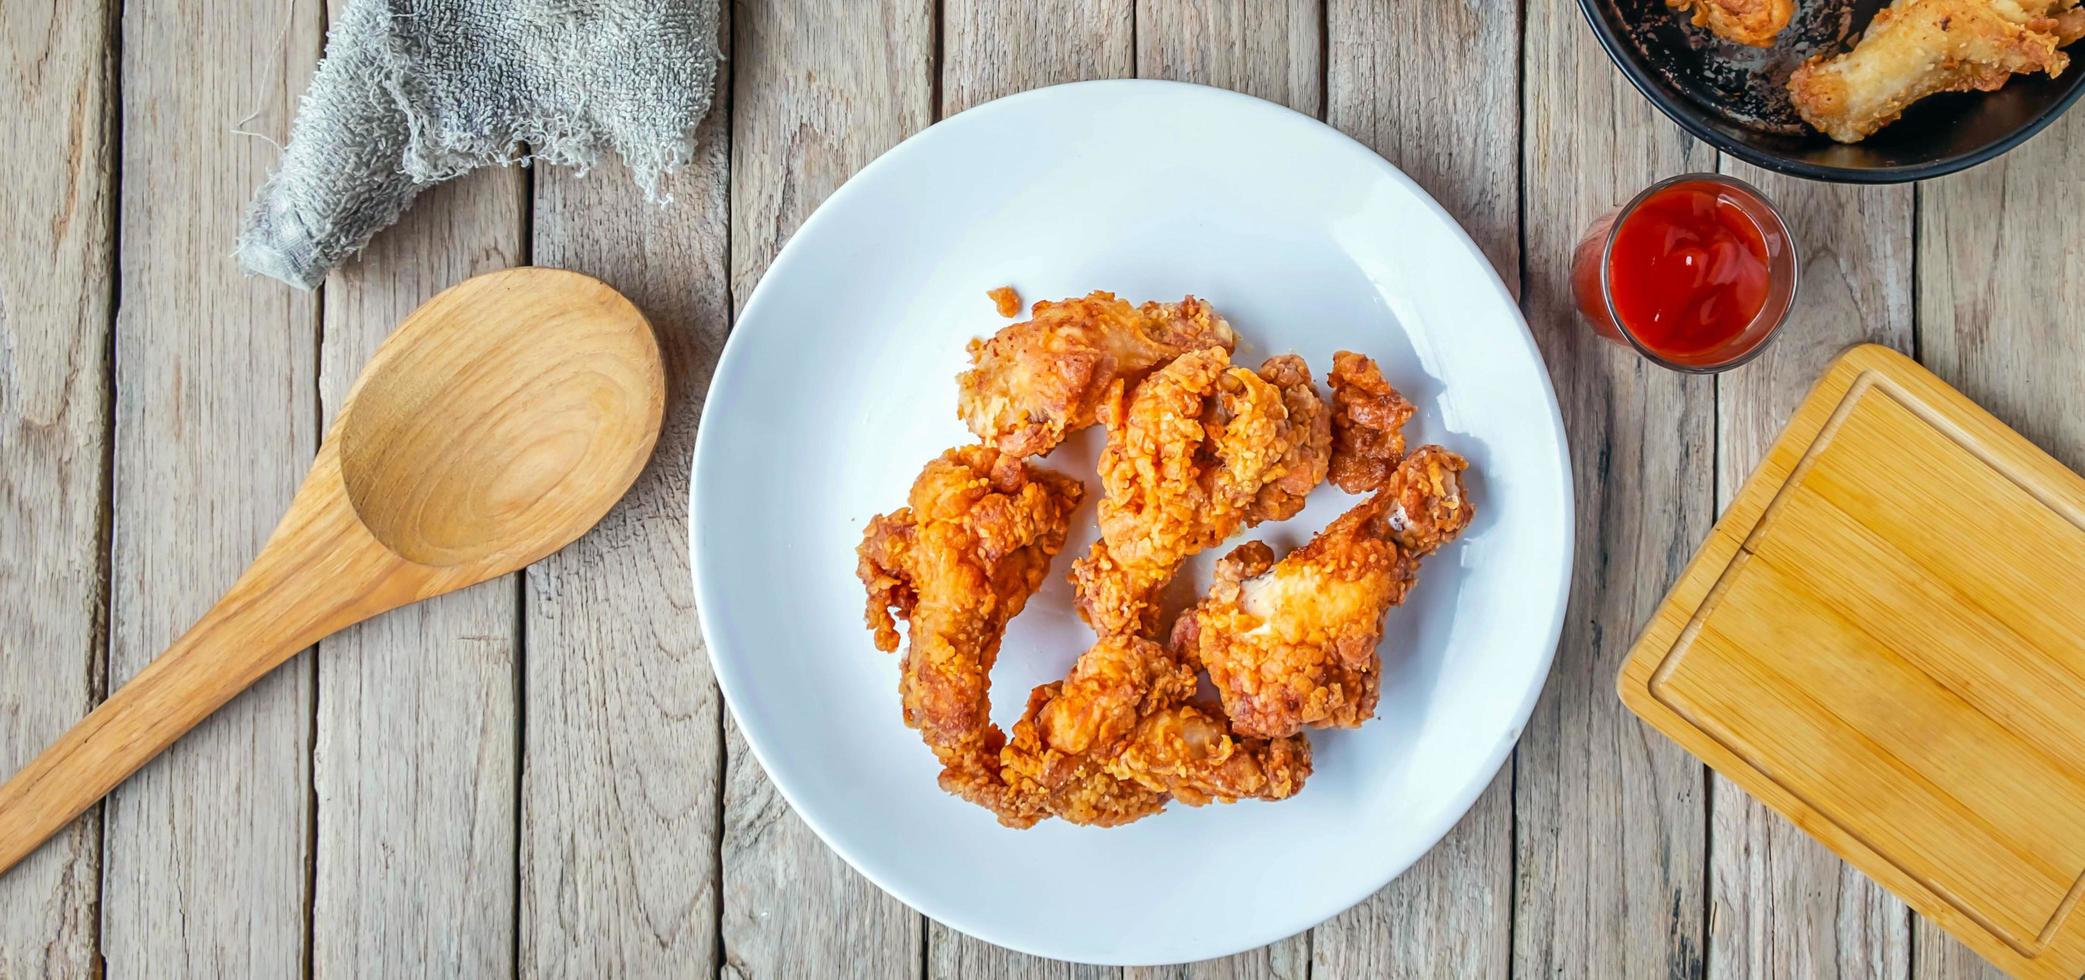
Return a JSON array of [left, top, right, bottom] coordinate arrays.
[[3, 0, 2077, 975]]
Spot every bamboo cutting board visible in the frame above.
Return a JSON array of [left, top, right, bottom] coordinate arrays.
[[1619, 344, 2085, 979]]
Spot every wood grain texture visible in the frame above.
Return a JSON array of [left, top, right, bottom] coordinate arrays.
[[1518, 0, 1714, 976], [0, 0, 114, 970], [1122, 946, 1308, 980], [313, 169, 526, 978], [1911, 934, 2005, 980], [1618, 344, 2085, 980], [1327, 0, 1519, 288], [720, 3, 931, 978], [1126, 4, 1318, 976], [519, 9, 730, 976], [1136, 0, 1320, 116], [931, 940, 1116, 980], [102, 0, 321, 971], [942, 0, 1131, 117], [1313, 2, 1518, 976], [1707, 166, 1912, 980], [1915, 109, 2085, 980], [3, 262, 666, 881]]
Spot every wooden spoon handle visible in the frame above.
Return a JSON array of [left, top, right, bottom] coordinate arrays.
[[0, 597, 310, 873], [0, 450, 416, 876]]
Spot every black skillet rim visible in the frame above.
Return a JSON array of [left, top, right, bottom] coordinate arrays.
[[1573, 0, 2085, 184]]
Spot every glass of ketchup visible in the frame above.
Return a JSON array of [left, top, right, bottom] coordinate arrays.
[[1571, 174, 1797, 373]]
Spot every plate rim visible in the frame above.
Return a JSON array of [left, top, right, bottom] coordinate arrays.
[[689, 77, 1577, 966]]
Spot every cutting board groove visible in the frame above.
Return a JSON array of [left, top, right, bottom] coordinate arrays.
[[1620, 344, 2085, 979]]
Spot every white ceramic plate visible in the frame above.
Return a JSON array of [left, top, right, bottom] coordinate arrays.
[[692, 80, 1572, 966]]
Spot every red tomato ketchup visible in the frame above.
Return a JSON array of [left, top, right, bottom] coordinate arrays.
[[1572, 175, 1796, 372]]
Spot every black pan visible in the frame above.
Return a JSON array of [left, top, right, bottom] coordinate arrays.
[[1578, 0, 2085, 182]]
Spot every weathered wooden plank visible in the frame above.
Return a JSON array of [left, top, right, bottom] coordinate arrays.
[[518, 10, 731, 977], [721, 2, 932, 978], [1311, 1, 1519, 976], [1913, 111, 2085, 980], [1516, 0, 1714, 975], [0, 0, 115, 972], [932, 941, 1116, 980], [1708, 164, 1913, 980], [1328, 0, 1519, 284], [1123, 2, 1319, 976], [1910, 923, 2005, 980], [1136, 0, 1320, 116], [929, 2, 1133, 975], [1123, 946, 1308, 980], [312, 168, 526, 977], [942, 0, 1131, 117], [102, 0, 322, 973]]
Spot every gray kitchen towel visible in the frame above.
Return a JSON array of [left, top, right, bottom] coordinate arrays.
[[238, 0, 720, 289]]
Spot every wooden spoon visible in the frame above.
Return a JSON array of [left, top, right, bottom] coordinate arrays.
[[0, 267, 664, 875]]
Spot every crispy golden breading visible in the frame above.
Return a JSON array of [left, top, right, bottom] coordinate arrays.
[[1667, 0, 1795, 46], [857, 446, 1084, 780], [988, 285, 1022, 318], [1790, 0, 2085, 142], [862, 295, 1474, 830], [1105, 703, 1312, 807], [1069, 347, 1321, 637], [1248, 354, 1333, 525], [956, 291, 1238, 457], [949, 636, 1310, 828], [1175, 447, 1473, 739], [1327, 350, 1416, 494], [948, 637, 1191, 828]]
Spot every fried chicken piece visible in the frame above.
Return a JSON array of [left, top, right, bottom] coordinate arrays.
[[952, 635, 1311, 828], [1069, 347, 1322, 637], [1667, 0, 1795, 46], [957, 291, 1239, 457], [1790, 0, 2085, 142], [857, 445, 1085, 782], [1106, 703, 1313, 807], [1248, 354, 1333, 524], [951, 636, 1194, 828], [1175, 446, 1473, 739], [1327, 350, 1416, 494]]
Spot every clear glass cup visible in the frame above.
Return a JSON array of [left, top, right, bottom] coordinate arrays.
[[1570, 173, 1799, 373]]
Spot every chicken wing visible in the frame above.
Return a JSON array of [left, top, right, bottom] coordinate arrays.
[[950, 635, 1312, 828], [1174, 446, 1473, 739], [1068, 347, 1327, 637], [957, 291, 1239, 457], [1667, 0, 1796, 47], [857, 445, 1085, 782], [1327, 350, 1416, 494], [1790, 0, 2085, 142]]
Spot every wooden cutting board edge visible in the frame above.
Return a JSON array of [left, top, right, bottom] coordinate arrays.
[[1616, 342, 2085, 980]]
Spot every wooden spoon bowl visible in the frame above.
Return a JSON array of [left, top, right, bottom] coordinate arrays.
[[338, 270, 660, 568], [0, 267, 664, 875]]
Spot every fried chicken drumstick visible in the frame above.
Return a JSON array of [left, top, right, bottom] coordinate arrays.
[[857, 446, 1084, 786], [1069, 347, 1331, 637], [957, 291, 1238, 457], [1174, 446, 1473, 739], [949, 635, 1312, 828], [1790, 0, 2085, 142]]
